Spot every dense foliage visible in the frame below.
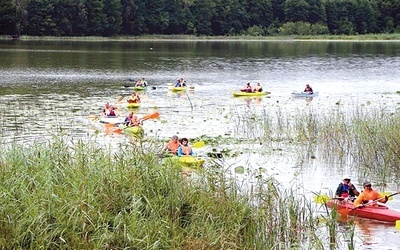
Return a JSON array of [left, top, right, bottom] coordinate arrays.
[[1, 0, 400, 36]]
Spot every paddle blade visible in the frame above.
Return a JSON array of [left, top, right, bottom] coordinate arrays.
[[313, 195, 331, 204], [192, 141, 205, 148], [142, 112, 160, 121], [116, 96, 125, 104]]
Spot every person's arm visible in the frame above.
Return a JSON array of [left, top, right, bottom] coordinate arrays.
[[349, 183, 360, 196], [189, 147, 194, 156], [354, 192, 364, 207], [177, 146, 183, 156], [335, 183, 342, 197], [376, 191, 388, 203]]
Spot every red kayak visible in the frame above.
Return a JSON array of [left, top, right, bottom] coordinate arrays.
[[327, 200, 400, 223]]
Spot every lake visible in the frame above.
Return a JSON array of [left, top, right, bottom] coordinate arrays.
[[1, 39, 400, 248]]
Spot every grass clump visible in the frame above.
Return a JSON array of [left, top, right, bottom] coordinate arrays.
[[0, 137, 331, 249]]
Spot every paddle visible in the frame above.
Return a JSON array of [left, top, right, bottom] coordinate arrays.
[[116, 96, 125, 104], [313, 194, 345, 204], [192, 141, 205, 148], [141, 111, 160, 121]]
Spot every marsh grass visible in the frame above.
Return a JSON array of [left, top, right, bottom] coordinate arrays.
[[0, 137, 342, 249], [227, 104, 400, 186]]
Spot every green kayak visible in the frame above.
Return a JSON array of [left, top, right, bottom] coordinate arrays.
[[132, 86, 147, 91]]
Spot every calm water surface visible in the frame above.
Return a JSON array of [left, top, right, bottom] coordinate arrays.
[[1, 39, 400, 249]]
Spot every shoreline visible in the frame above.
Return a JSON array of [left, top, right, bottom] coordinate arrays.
[[1, 34, 400, 42]]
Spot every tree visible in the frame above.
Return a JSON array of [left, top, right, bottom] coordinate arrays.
[[26, 0, 56, 35], [0, 0, 16, 35], [285, 0, 310, 23], [103, 0, 122, 36]]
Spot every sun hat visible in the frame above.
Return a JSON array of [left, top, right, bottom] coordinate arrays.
[[363, 181, 372, 187]]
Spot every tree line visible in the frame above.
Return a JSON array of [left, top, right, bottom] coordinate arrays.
[[0, 0, 399, 37]]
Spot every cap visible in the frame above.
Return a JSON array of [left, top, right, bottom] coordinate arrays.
[[343, 176, 351, 180], [363, 181, 372, 187]]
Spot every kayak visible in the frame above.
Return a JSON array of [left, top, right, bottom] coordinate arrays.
[[132, 86, 147, 91], [291, 92, 319, 97], [171, 87, 187, 92], [127, 102, 141, 109], [164, 156, 205, 170], [124, 126, 144, 136], [110, 125, 144, 138], [99, 117, 125, 124], [232, 91, 269, 97], [327, 200, 400, 223]]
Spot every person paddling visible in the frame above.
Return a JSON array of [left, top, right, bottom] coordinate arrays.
[[253, 83, 263, 92], [304, 84, 313, 94], [177, 138, 193, 156], [354, 181, 388, 207], [162, 135, 180, 155], [335, 176, 359, 201]]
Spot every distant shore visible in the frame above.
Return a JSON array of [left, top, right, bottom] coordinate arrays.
[[1, 34, 400, 41]]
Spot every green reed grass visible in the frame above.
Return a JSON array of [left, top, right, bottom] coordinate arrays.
[[0, 137, 341, 249], [228, 104, 400, 186]]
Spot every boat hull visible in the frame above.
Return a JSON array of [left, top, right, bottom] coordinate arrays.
[[164, 156, 205, 170], [171, 87, 187, 92], [132, 86, 147, 91], [127, 103, 141, 109], [291, 92, 319, 97], [99, 117, 125, 124], [327, 200, 400, 223], [232, 91, 269, 97]]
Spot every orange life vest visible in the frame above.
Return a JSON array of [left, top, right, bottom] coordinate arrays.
[[181, 145, 192, 155], [167, 140, 180, 154]]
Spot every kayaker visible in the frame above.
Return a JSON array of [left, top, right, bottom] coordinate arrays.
[[244, 82, 252, 93], [102, 102, 111, 116], [135, 78, 143, 87], [253, 83, 263, 92], [354, 181, 388, 207], [304, 84, 313, 94], [174, 78, 187, 87], [335, 176, 360, 200], [162, 135, 180, 155], [107, 105, 116, 117], [177, 138, 194, 156], [127, 92, 141, 103], [124, 112, 134, 126], [128, 115, 142, 127]]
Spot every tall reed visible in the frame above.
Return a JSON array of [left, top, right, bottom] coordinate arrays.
[[0, 137, 337, 249]]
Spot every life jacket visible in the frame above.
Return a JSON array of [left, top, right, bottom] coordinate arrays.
[[108, 109, 116, 117], [341, 183, 350, 194], [181, 145, 192, 155], [167, 140, 180, 154], [130, 118, 140, 126]]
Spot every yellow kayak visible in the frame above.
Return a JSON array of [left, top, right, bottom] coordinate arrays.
[[127, 102, 141, 109], [171, 87, 187, 92], [164, 156, 205, 170]]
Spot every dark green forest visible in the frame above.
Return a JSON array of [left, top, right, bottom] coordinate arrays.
[[1, 0, 399, 37]]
